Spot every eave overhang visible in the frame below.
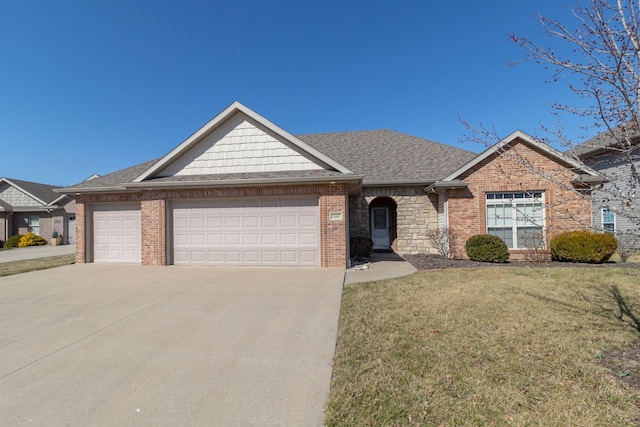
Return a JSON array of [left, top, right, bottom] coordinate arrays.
[[572, 174, 609, 185], [424, 180, 469, 193], [362, 179, 439, 187], [54, 175, 364, 194]]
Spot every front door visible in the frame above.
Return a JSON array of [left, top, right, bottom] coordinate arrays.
[[66, 216, 76, 244], [371, 207, 390, 250]]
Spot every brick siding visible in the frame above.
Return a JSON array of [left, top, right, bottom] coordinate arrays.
[[447, 140, 592, 260], [76, 183, 347, 267]]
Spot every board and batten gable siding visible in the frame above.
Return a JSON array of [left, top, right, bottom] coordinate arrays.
[[0, 183, 43, 207], [584, 151, 640, 233], [159, 113, 325, 176]]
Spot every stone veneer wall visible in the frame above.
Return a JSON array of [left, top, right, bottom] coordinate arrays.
[[447, 139, 592, 260], [349, 186, 439, 255], [76, 183, 347, 267]]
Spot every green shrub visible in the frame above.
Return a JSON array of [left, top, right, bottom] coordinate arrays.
[[350, 236, 374, 258], [465, 234, 510, 263], [3, 234, 23, 248], [550, 230, 618, 263], [18, 232, 48, 248]]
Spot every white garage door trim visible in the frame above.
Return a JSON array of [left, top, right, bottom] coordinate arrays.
[[92, 203, 142, 264], [172, 197, 320, 266]]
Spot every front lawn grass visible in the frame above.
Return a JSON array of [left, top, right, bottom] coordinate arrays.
[[327, 267, 640, 426], [0, 255, 75, 277]]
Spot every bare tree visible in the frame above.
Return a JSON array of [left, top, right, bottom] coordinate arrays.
[[465, 0, 640, 240], [426, 227, 458, 259]]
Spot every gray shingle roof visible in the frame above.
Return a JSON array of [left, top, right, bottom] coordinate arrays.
[[569, 122, 640, 158], [59, 130, 478, 192], [61, 159, 160, 191], [3, 178, 62, 204], [143, 170, 349, 183], [297, 129, 477, 184]]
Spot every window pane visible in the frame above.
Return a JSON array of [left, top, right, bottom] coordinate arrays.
[[373, 209, 387, 229], [488, 227, 513, 248], [517, 227, 544, 249], [603, 209, 615, 223], [28, 216, 40, 235], [487, 204, 513, 227]]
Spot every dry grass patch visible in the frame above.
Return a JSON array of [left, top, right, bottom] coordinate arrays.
[[0, 255, 75, 277], [327, 268, 640, 426]]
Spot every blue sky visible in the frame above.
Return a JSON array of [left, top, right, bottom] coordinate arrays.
[[1, 1, 586, 186]]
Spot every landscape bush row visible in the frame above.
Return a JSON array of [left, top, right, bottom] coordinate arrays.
[[464, 230, 619, 264], [3, 232, 48, 249]]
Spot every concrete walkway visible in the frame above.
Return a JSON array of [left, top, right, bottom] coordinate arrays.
[[0, 244, 75, 263], [345, 252, 417, 284]]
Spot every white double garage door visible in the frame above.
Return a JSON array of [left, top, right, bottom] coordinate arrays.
[[92, 197, 320, 266]]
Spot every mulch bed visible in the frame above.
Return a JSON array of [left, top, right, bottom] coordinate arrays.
[[403, 254, 640, 270]]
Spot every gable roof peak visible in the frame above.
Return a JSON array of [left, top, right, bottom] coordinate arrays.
[[442, 129, 602, 181], [133, 102, 353, 182], [0, 177, 63, 205]]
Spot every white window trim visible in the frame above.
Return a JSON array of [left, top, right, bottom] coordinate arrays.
[[601, 207, 616, 233], [486, 192, 546, 249]]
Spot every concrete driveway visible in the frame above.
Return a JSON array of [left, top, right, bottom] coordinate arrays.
[[0, 264, 345, 426]]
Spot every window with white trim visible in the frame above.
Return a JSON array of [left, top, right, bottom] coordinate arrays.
[[28, 215, 40, 235], [601, 208, 616, 233], [486, 192, 545, 249]]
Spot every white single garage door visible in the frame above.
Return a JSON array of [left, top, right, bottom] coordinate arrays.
[[93, 204, 142, 263], [172, 198, 319, 266]]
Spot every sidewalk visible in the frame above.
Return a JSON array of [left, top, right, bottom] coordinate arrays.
[[345, 252, 417, 284], [0, 245, 76, 263]]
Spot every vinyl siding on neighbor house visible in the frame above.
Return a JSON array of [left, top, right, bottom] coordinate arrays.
[[584, 150, 640, 233]]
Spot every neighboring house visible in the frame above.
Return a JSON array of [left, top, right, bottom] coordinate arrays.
[[56, 102, 603, 267], [0, 178, 76, 244], [570, 126, 640, 237]]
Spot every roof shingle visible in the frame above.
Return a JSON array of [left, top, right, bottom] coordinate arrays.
[[298, 129, 477, 184]]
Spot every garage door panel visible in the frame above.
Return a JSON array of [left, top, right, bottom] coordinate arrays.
[[243, 216, 259, 228], [262, 216, 278, 228], [280, 233, 296, 245], [299, 233, 317, 245], [207, 217, 223, 228], [300, 251, 317, 263], [280, 251, 298, 263], [243, 234, 259, 245], [208, 234, 223, 245], [191, 235, 205, 245], [173, 198, 320, 266], [262, 233, 278, 245], [93, 204, 141, 264], [190, 217, 205, 229], [262, 251, 278, 263], [299, 215, 317, 227]]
